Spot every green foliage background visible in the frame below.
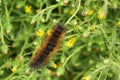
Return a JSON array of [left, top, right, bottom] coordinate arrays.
[[0, 0, 120, 80]]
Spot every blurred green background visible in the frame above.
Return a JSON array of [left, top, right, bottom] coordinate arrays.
[[0, 0, 120, 80]]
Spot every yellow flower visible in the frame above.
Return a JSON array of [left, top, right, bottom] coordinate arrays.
[[98, 10, 105, 20], [47, 29, 53, 36], [11, 67, 17, 72], [66, 37, 76, 47], [117, 21, 120, 26], [98, 12, 104, 20], [36, 29, 44, 37], [52, 63, 57, 68], [82, 76, 90, 80], [88, 10, 93, 15], [70, 10, 75, 15], [25, 5, 31, 13]]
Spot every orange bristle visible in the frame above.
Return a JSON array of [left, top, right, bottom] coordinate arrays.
[[30, 23, 66, 69]]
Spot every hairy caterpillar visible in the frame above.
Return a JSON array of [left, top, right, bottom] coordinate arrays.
[[30, 23, 66, 68]]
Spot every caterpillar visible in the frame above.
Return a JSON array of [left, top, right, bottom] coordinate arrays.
[[30, 23, 66, 69]]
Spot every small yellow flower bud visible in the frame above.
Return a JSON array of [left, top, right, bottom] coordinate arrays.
[[70, 10, 75, 15], [66, 37, 76, 47], [88, 10, 93, 15], [11, 67, 17, 72], [52, 63, 57, 68], [98, 12, 104, 20], [36, 29, 44, 37], [82, 76, 90, 80], [117, 21, 120, 26], [47, 29, 53, 36], [25, 5, 31, 13]]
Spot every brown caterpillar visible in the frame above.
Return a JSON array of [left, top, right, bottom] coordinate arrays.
[[30, 23, 66, 69]]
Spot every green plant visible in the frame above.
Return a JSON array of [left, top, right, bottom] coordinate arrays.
[[0, 0, 120, 80]]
